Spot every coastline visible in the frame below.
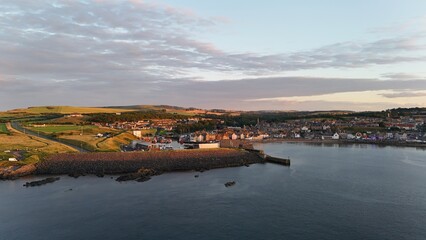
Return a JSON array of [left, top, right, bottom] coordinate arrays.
[[255, 138, 426, 148], [1, 148, 273, 181], [2, 138, 423, 181]]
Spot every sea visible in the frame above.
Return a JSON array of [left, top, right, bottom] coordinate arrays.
[[1, 142, 425, 240]]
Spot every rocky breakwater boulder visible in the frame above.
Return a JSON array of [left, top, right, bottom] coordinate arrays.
[[225, 181, 236, 187], [116, 168, 157, 182], [0, 164, 37, 180], [23, 177, 60, 187]]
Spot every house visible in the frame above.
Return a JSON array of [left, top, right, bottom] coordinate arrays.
[[205, 133, 217, 141], [395, 133, 408, 141], [322, 134, 333, 140], [339, 133, 348, 139], [231, 133, 238, 140], [196, 134, 204, 142], [355, 132, 363, 139], [132, 130, 142, 138], [332, 133, 340, 140], [8, 158, 18, 162], [304, 133, 315, 140], [301, 126, 309, 132]]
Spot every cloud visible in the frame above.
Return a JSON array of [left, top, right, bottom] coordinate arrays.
[[245, 89, 426, 103], [1, 1, 426, 111], [2, 75, 426, 111], [380, 91, 426, 98], [380, 73, 424, 80], [1, 0, 426, 81], [243, 88, 426, 111]]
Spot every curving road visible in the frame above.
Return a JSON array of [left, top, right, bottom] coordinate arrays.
[[10, 121, 88, 152]]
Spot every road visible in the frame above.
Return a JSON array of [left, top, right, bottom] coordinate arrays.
[[10, 121, 89, 152]]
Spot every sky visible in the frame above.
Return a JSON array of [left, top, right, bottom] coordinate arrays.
[[1, 0, 426, 111]]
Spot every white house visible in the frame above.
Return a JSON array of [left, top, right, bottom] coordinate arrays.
[[132, 130, 142, 138], [8, 158, 18, 162], [332, 133, 340, 140]]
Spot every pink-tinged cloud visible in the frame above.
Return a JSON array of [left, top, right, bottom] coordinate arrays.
[[0, 0, 426, 111]]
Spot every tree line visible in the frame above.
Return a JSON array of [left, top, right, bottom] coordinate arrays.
[[87, 111, 187, 123]]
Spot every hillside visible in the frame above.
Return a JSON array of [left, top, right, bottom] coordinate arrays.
[[5, 106, 135, 114]]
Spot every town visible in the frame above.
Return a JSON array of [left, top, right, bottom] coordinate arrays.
[[93, 108, 426, 150]]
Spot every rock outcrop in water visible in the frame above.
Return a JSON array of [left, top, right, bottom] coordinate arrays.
[[116, 168, 157, 182], [23, 177, 60, 187], [225, 181, 236, 187]]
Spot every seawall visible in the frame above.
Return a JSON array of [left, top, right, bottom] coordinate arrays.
[[36, 149, 265, 175]]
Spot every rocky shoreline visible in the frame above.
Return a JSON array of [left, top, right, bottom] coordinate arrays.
[[0, 164, 37, 180], [1, 149, 272, 181]]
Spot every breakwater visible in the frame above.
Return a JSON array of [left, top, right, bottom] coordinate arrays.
[[245, 149, 291, 166], [265, 155, 291, 166], [36, 149, 265, 175]]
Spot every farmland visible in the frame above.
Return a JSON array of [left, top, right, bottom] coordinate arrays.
[[0, 123, 9, 134], [26, 123, 130, 152], [58, 130, 137, 152], [26, 123, 137, 152], [0, 123, 77, 167], [28, 125, 96, 133]]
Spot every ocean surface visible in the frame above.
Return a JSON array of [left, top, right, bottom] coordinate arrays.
[[1, 143, 426, 240]]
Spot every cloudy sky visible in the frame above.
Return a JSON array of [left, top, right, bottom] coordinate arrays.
[[1, 0, 426, 111]]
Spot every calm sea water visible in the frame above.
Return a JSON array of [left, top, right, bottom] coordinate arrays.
[[1, 143, 425, 240]]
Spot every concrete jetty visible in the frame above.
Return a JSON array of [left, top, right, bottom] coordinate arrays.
[[245, 149, 291, 166], [264, 155, 291, 166]]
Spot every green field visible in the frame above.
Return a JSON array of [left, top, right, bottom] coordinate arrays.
[[0, 123, 9, 134], [29, 125, 96, 133]]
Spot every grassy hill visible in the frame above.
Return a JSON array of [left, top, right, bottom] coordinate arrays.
[[6, 106, 134, 114], [104, 104, 241, 116], [2, 105, 211, 117]]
